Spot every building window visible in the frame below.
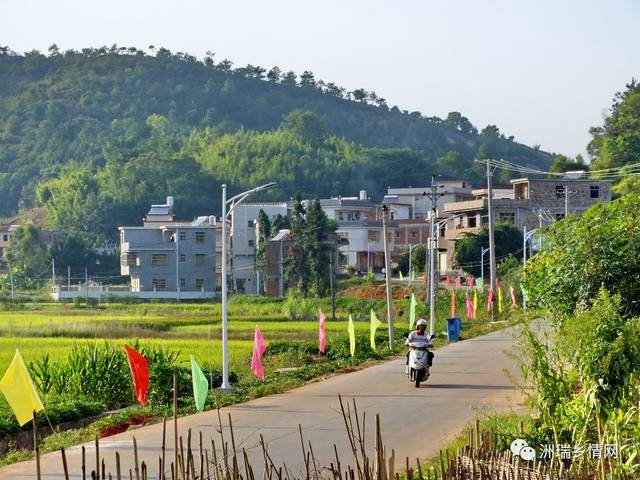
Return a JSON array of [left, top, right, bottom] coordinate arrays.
[[180, 278, 186, 288], [195, 254, 205, 266], [3, 234, 8, 241], [180, 254, 186, 263], [248, 239, 255, 247], [195, 278, 204, 289], [338, 212, 344, 221], [411, 231, 417, 239], [556, 213, 565, 220], [468, 217, 477, 228], [439, 226, 445, 237], [499, 212, 515, 223], [124, 253, 139, 266], [395, 231, 400, 238], [590, 185, 600, 198], [248, 220, 255, 228], [195, 231, 205, 243], [555, 185, 566, 198], [152, 278, 166, 289], [151, 254, 168, 266], [179, 231, 186, 241], [368, 231, 380, 242]]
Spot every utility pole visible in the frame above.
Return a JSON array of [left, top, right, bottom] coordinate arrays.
[[279, 239, 283, 297], [8, 260, 14, 300], [175, 227, 180, 303], [67, 265, 70, 289], [408, 243, 413, 286], [486, 160, 497, 308], [381, 205, 394, 348], [221, 183, 230, 390], [329, 248, 336, 321], [424, 175, 444, 337], [51, 258, 56, 289]]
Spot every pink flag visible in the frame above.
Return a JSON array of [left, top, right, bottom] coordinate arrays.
[[318, 309, 327, 354], [487, 288, 494, 312], [455, 277, 461, 288], [251, 326, 267, 380], [469, 276, 475, 288], [466, 292, 474, 319], [445, 276, 451, 288], [510, 285, 517, 307]]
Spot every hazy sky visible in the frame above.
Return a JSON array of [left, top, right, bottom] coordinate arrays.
[[2, 0, 638, 157]]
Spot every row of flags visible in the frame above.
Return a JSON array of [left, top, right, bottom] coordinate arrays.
[[1, 281, 523, 427]]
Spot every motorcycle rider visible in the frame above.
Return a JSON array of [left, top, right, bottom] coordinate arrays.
[[405, 319, 435, 367]]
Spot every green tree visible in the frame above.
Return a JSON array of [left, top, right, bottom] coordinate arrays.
[[303, 199, 337, 295], [285, 193, 310, 293], [549, 154, 587, 173], [588, 79, 640, 169], [7, 224, 50, 286], [254, 209, 271, 293], [453, 222, 522, 278], [280, 110, 327, 145]]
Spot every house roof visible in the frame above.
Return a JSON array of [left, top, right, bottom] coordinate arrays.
[[320, 198, 375, 208]]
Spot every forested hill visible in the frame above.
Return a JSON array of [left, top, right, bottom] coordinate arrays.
[[0, 46, 552, 233]]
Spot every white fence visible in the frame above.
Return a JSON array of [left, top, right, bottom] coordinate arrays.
[[51, 284, 216, 301]]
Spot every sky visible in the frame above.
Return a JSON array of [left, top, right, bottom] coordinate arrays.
[[2, 0, 638, 158]]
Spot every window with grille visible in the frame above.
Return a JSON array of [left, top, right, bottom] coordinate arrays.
[[180, 278, 186, 288], [152, 278, 166, 289], [555, 185, 566, 198], [124, 253, 139, 266], [179, 231, 186, 241], [180, 254, 186, 263], [195, 279, 204, 289], [195, 231, 205, 243], [590, 185, 600, 198], [195, 254, 205, 266], [151, 254, 168, 266]]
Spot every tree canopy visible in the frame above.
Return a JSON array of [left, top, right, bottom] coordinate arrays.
[[0, 45, 552, 222]]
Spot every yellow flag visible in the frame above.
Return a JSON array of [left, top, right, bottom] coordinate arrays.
[[409, 293, 417, 329], [498, 287, 503, 314], [348, 314, 356, 357], [370, 310, 382, 351], [0, 350, 44, 426], [473, 290, 478, 319], [399, 270, 404, 281]]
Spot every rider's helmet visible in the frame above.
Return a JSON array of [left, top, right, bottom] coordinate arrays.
[[416, 319, 428, 327]]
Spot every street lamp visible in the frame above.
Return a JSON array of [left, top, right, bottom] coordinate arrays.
[[480, 247, 490, 286], [220, 181, 276, 391]]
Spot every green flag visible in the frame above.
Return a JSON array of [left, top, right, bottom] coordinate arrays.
[[370, 310, 382, 351], [348, 314, 356, 357], [190, 355, 208, 412], [409, 293, 417, 329]]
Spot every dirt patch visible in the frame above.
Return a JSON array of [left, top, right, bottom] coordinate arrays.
[[338, 284, 422, 300]]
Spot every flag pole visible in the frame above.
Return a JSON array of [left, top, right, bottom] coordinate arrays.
[[33, 410, 41, 480]]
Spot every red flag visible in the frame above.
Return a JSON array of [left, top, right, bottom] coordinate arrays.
[[450, 290, 457, 317], [318, 309, 327, 354], [455, 277, 461, 288], [445, 276, 451, 288], [124, 345, 149, 405], [487, 288, 494, 312], [466, 292, 474, 319], [251, 327, 267, 380], [510, 285, 517, 307], [469, 276, 475, 288]]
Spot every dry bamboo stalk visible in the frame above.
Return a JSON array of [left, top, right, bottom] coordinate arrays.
[[133, 436, 140, 480], [95, 437, 100, 480], [415, 458, 423, 480], [61, 447, 70, 480], [116, 451, 121, 480], [83, 445, 87, 480], [102, 459, 106, 480]]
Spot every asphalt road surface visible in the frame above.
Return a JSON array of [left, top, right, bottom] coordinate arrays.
[[0, 327, 523, 479]]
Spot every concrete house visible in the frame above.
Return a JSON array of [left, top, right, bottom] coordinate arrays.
[[230, 202, 288, 294], [320, 192, 396, 273], [118, 197, 216, 299]]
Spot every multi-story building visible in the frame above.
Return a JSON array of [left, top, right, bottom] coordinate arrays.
[[118, 197, 217, 299], [320, 192, 396, 273], [230, 202, 288, 294], [438, 176, 613, 273], [386, 181, 474, 219]]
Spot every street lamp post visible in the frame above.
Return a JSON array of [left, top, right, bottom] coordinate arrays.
[[220, 181, 276, 391], [480, 247, 490, 286]]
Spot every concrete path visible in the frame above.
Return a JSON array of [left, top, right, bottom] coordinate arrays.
[[0, 328, 523, 479]]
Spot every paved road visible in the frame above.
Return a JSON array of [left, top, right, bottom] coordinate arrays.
[[0, 328, 522, 479]]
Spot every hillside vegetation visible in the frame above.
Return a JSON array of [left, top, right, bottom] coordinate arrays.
[[0, 45, 553, 240]]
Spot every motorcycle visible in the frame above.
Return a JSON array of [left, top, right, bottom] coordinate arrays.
[[406, 337, 433, 388]]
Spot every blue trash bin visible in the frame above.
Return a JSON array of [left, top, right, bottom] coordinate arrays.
[[446, 317, 461, 342]]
